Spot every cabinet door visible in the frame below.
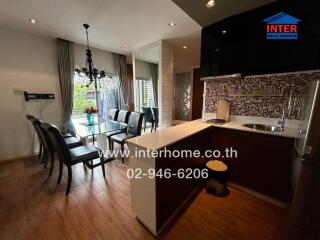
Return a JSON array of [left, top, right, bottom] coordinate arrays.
[[211, 128, 295, 201]]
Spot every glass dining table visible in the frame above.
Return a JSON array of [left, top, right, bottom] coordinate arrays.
[[65, 118, 128, 143], [64, 118, 129, 167]]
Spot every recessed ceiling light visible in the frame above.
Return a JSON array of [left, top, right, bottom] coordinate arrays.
[[222, 30, 227, 34], [29, 18, 38, 24], [206, 0, 216, 8], [168, 22, 176, 27], [182, 45, 187, 49]]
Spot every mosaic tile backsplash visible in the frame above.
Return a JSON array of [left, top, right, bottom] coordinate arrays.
[[204, 71, 320, 120]]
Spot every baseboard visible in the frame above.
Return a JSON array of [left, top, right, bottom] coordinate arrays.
[[0, 154, 36, 163], [228, 182, 289, 208]]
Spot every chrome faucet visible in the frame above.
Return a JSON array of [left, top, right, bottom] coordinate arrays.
[[276, 108, 286, 130]]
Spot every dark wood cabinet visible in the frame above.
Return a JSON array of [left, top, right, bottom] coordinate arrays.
[[201, 0, 320, 78], [210, 127, 295, 202], [152, 126, 295, 235], [155, 129, 212, 232]]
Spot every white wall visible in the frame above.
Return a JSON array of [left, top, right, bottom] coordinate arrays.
[[135, 59, 151, 80], [0, 27, 63, 160], [0, 28, 117, 161]]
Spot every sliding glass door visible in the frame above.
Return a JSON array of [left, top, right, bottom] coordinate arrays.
[[72, 74, 120, 120], [98, 77, 120, 120], [72, 74, 97, 119]]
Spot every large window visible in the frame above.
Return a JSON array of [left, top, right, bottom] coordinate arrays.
[[72, 74, 119, 119], [136, 79, 154, 110], [72, 75, 97, 118]]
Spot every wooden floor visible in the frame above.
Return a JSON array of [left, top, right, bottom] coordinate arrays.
[[0, 156, 288, 240]]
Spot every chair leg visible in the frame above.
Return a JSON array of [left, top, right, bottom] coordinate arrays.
[[144, 122, 146, 132], [57, 160, 63, 184], [44, 150, 49, 168], [41, 148, 46, 164], [121, 143, 124, 163], [100, 155, 106, 177], [66, 166, 72, 195], [48, 151, 54, 177], [108, 137, 111, 151], [38, 144, 43, 161], [110, 141, 114, 151]]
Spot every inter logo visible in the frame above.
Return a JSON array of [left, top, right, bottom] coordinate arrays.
[[263, 12, 301, 40]]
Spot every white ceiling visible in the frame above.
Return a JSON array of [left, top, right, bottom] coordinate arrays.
[[0, 0, 201, 71], [172, 0, 276, 27], [0, 0, 277, 72], [135, 46, 159, 64]]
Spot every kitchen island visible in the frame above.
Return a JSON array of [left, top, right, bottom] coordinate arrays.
[[127, 118, 300, 236]]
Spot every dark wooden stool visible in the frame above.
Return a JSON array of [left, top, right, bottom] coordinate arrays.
[[206, 160, 229, 195]]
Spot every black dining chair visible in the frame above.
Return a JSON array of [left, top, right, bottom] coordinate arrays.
[[141, 107, 155, 132], [42, 123, 106, 195], [26, 114, 73, 155], [109, 112, 144, 163], [105, 110, 130, 150], [117, 110, 130, 123], [26, 114, 75, 165], [38, 120, 83, 176], [152, 107, 159, 132], [107, 109, 119, 121]]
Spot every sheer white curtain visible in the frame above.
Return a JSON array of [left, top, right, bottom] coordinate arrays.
[[98, 77, 120, 120]]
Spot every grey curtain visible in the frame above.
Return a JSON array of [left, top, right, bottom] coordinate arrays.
[[57, 38, 74, 122], [149, 63, 158, 107], [113, 53, 127, 109], [127, 64, 134, 109]]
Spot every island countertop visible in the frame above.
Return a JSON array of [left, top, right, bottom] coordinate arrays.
[[126, 118, 301, 151], [127, 118, 300, 235], [126, 120, 212, 151]]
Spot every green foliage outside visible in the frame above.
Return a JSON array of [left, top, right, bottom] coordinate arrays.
[[73, 83, 96, 117]]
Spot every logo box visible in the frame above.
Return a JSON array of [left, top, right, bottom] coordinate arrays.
[[263, 12, 301, 40]]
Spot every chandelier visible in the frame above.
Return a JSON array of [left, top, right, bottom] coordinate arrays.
[[74, 24, 106, 88]]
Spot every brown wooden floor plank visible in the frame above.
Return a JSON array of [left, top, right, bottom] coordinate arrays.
[[0, 157, 288, 240]]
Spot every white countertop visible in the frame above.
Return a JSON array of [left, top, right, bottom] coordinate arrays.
[[126, 120, 212, 150], [207, 120, 300, 139], [127, 117, 301, 150]]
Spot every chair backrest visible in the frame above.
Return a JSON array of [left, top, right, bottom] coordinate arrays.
[[27, 115, 47, 149], [38, 120, 55, 152], [117, 110, 130, 123], [107, 109, 119, 121], [42, 123, 72, 165], [152, 108, 159, 124], [141, 107, 154, 122], [127, 112, 144, 135], [36, 120, 53, 150]]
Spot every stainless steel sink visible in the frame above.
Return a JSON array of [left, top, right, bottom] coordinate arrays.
[[242, 123, 283, 132]]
